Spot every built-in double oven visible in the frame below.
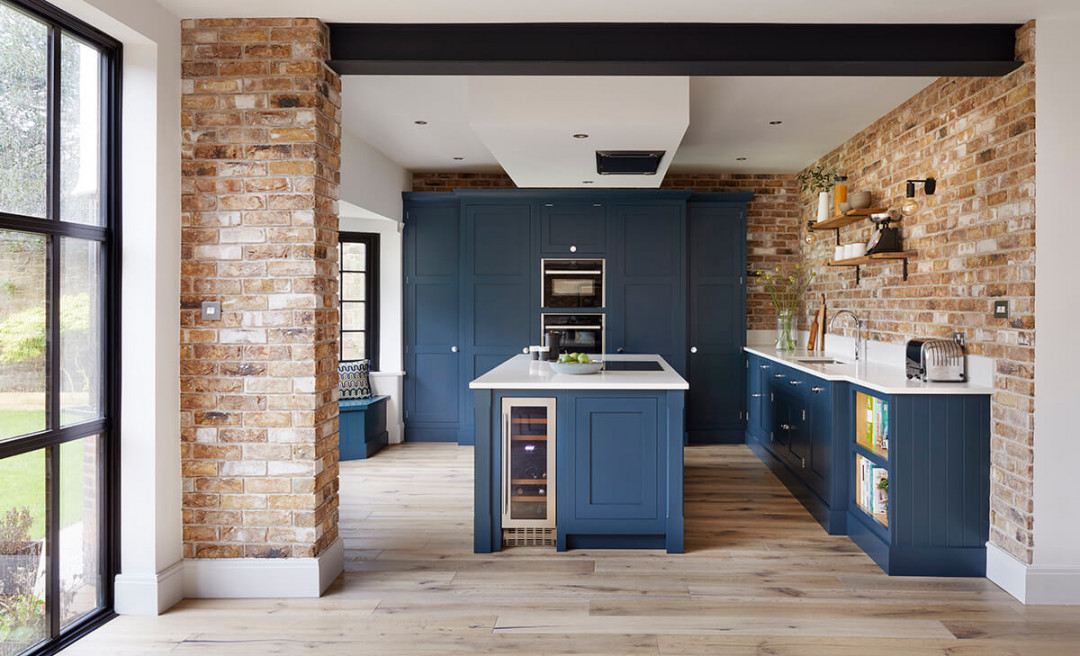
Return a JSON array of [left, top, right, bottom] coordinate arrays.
[[541, 258, 605, 357]]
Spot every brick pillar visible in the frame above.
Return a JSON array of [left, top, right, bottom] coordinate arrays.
[[180, 18, 341, 560]]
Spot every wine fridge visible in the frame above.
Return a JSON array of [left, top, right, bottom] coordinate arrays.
[[502, 398, 556, 532]]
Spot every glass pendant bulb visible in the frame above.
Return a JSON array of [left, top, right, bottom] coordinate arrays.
[[900, 196, 920, 216]]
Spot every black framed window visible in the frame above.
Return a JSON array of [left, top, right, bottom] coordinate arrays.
[[339, 233, 379, 370], [0, 0, 120, 654]]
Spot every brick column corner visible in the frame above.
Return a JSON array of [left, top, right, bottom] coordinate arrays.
[[180, 17, 341, 560]]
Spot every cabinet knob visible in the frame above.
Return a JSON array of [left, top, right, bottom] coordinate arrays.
[[522, 347, 529, 354], [811, 386, 823, 394], [780, 424, 792, 431], [789, 380, 802, 386], [570, 245, 577, 253], [617, 347, 624, 354], [451, 346, 459, 353], [690, 346, 698, 354]]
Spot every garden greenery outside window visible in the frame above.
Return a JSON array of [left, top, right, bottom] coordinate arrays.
[[339, 233, 379, 371], [0, 0, 119, 653]]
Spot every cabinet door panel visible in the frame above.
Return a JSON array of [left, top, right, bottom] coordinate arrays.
[[571, 397, 662, 524], [607, 203, 686, 374], [807, 382, 833, 498], [404, 201, 462, 435], [687, 203, 746, 443], [463, 203, 535, 437], [541, 203, 606, 254]]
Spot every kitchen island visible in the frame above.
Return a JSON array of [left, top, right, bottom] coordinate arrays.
[[470, 354, 688, 553]]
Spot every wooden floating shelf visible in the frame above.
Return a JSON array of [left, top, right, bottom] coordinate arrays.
[[808, 208, 888, 231], [828, 251, 915, 268], [827, 251, 915, 285]]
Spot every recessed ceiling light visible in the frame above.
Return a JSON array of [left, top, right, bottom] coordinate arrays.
[[414, 120, 428, 125], [452, 156, 464, 160], [736, 157, 748, 161], [582, 180, 594, 184], [573, 133, 589, 139], [768, 120, 783, 125]]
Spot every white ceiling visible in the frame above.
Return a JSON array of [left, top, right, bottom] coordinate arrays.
[[468, 77, 688, 187], [156, 0, 1077, 22], [340, 76, 934, 175]]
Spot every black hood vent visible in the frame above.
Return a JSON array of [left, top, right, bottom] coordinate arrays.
[[595, 150, 665, 175]]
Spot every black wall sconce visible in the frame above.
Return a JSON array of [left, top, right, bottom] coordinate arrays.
[[901, 177, 936, 215]]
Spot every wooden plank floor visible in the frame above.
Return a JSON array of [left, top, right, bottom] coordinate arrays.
[[69, 443, 1080, 655]]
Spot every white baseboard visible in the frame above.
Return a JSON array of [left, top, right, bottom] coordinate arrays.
[[114, 560, 185, 615], [987, 542, 1080, 604], [183, 537, 344, 599]]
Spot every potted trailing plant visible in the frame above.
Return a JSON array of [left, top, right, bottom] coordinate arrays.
[[0, 508, 41, 596], [797, 165, 838, 222], [757, 265, 816, 351]]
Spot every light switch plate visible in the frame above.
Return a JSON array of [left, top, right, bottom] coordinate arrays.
[[201, 300, 221, 321], [993, 300, 1009, 319]]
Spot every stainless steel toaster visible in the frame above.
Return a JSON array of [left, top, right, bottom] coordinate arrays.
[[906, 339, 966, 382]]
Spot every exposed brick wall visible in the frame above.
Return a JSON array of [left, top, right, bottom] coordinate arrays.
[[411, 172, 801, 331], [797, 22, 1036, 563], [180, 18, 341, 559]]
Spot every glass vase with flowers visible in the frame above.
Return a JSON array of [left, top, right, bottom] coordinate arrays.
[[757, 265, 816, 351]]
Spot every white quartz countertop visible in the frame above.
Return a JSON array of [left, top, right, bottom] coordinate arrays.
[[744, 345, 995, 395], [469, 354, 689, 390]]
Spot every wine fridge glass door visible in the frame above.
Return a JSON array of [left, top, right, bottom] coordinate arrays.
[[502, 397, 557, 528]]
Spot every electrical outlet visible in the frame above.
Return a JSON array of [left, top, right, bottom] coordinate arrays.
[[201, 300, 221, 321], [953, 332, 966, 348], [993, 300, 1009, 319]]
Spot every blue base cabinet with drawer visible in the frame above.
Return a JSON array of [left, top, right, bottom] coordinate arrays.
[[746, 351, 992, 576], [745, 353, 847, 534], [473, 388, 685, 554]]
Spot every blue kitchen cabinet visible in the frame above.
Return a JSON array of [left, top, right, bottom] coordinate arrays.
[[847, 386, 991, 576], [746, 357, 846, 534], [561, 395, 664, 538], [460, 202, 536, 445], [606, 202, 687, 375], [403, 197, 462, 442], [540, 201, 606, 255], [686, 200, 750, 444]]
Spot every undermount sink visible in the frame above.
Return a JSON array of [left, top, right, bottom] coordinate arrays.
[[794, 357, 846, 365]]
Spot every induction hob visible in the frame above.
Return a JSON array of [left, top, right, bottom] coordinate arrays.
[[603, 360, 663, 372]]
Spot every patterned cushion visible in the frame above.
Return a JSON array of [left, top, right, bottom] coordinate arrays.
[[339, 360, 373, 399]]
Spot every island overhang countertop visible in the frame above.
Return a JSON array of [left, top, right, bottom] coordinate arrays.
[[469, 354, 689, 390]]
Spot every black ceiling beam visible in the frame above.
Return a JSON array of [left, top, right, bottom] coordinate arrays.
[[327, 23, 1023, 77]]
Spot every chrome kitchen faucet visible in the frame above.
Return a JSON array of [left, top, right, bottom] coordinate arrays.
[[828, 310, 863, 363]]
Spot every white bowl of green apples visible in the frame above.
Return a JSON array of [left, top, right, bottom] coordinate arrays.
[[549, 352, 603, 375]]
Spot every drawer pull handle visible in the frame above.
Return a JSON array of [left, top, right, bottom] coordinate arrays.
[[750, 393, 762, 398], [789, 380, 802, 386], [780, 424, 792, 431], [760, 364, 770, 370], [811, 386, 823, 393], [773, 373, 786, 379]]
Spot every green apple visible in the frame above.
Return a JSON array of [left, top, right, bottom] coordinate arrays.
[[577, 353, 590, 364]]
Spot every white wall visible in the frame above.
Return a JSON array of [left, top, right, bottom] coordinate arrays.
[[340, 128, 411, 223], [1023, 17, 1080, 603], [49, 0, 185, 614], [338, 128, 409, 442], [339, 213, 406, 444]]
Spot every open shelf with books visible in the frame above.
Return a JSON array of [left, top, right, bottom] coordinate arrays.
[[855, 391, 889, 459], [855, 453, 889, 528]]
